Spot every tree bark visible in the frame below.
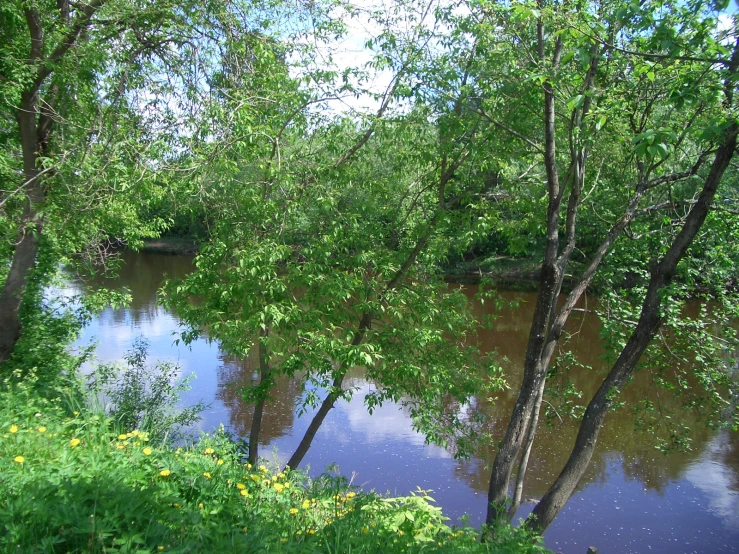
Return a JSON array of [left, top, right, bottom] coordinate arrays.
[[529, 122, 738, 533], [248, 328, 270, 465]]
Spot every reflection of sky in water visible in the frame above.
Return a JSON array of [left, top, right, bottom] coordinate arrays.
[[64, 255, 739, 554]]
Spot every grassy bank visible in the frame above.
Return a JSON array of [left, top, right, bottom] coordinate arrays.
[[0, 381, 548, 554]]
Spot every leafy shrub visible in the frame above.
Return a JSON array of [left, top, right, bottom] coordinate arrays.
[[88, 338, 206, 444]]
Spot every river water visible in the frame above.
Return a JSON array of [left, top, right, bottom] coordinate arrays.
[[64, 251, 739, 554]]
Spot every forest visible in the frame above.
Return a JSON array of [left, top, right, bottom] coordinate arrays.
[[1, 0, 738, 552]]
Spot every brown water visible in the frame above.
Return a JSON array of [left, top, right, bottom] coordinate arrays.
[[65, 251, 739, 554]]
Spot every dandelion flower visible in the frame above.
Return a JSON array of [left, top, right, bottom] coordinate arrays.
[[70, 438, 81, 447], [37, 427, 47, 433], [159, 469, 171, 477], [143, 447, 152, 456], [302, 500, 310, 509], [158, 547, 164, 552], [73, 411, 79, 416], [362, 527, 369, 534], [204, 447, 214, 455], [240, 489, 248, 497], [14, 455, 24, 463], [118, 434, 127, 440], [250, 475, 260, 482], [289, 508, 298, 515], [198, 503, 204, 509], [217, 459, 224, 466], [245, 463, 252, 470], [273, 483, 285, 493], [9, 425, 18, 433], [259, 464, 267, 472], [236, 483, 245, 490], [203, 472, 212, 479]]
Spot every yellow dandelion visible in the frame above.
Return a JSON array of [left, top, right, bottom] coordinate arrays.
[[204, 447, 214, 455], [284, 482, 290, 488], [118, 434, 127, 440], [116, 443, 125, 450], [296, 530, 302, 535], [245, 463, 252, 470], [273, 483, 285, 493], [37, 427, 47, 433], [203, 472, 212, 479], [198, 503, 204, 509], [259, 464, 267, 472], [346, 492, 356, 499], [143, 447, 152, 456], [240, 489, 248, 497], [159, 469, 171, 477], [289, 508, 298, 515], [262, 479, 271, 486], [73, 411, 79, 416], [9, 425, 18, 433], [277, 472, 285, 479], [271, 475, 278, 482], [397, 530, 404, 536], [362, 527, 369, 534], [236, 483, 245, 490], [307, 529, 315, 535], [251, 475, 261, 482], [158, 547, 164, 552], [216, 459, 224, 466], [70, 438, 81, 447], [302, 500, 310, 509], [14, 455, 24, 463]]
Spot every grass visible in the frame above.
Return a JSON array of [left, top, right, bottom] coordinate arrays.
[[0, 380, 549, 554]]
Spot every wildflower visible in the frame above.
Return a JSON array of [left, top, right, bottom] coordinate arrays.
[[236, 483, 245, 490], [14, 456, 24, 464], [277, 472, 285, 479], [272, 475, 278, 482], [116, 443, 125, 450], [284, 482, 290, 488], [262, 479, 271, 486], [346, 492, 356, 499], [198, 503, 204, 510], [204, 447, 214, 455], [362, 527, 369, 534], [118, 434, 127, 440], [159, 469, 171, 477], [143, 447, 152, 456], [289, 508, 298, 515], [158, 547, 164, 552], [251, 474, 261, 482], [302, 500, 310, 509], [70, 438, 81, 447], [203, 472, 212, 479], [296, 530, 302, 535], [245, 463, 252, 470], [273, 483, 285, 493], [307, 529, 315, 535], [9, 425, 18, 434], [240, 489, 248, 497], [259, 464, 267, 472], [73, 411, 79, 416], [37, 427, 47, 433], [397, 530, 404, 536], [217, 459, 224, 466]]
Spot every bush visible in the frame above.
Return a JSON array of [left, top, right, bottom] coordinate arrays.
[[88, 338, 206, 444]]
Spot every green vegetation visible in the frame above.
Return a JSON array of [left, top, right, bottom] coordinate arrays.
[[0, 378, 546, 553]]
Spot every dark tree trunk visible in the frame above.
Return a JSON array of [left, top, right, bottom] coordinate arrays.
[[0, 92, 44, 365], [529, 122, 738, 533], [248, 328, 270, 465]]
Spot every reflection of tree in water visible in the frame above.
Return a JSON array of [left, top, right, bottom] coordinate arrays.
[[216, 349, 304, 443], [67, 251, 195, 326]]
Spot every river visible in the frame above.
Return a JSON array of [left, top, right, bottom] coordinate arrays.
[[63, 250, 739, 554]]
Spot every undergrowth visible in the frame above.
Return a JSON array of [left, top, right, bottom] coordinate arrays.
[[0, 378, 548, 554]]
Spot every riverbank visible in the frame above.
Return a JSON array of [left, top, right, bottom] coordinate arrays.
[[0, 382, 547, 554]]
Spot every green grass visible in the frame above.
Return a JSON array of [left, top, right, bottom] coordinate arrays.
[[0, 381, 548, 554]]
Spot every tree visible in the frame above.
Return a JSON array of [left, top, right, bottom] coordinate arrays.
[[447, 0, 739, 532]]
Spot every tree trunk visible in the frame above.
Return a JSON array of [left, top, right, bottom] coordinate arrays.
[[0, 92, 44, 366], [529, 122, 738, 533], [248, 328, 270, 465]]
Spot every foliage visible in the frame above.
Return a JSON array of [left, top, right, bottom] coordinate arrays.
[[0, 384, 548, 554], [88, 339, 206, 444]]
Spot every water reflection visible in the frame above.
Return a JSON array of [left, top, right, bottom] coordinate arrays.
[[68, 251, 739, 554]]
